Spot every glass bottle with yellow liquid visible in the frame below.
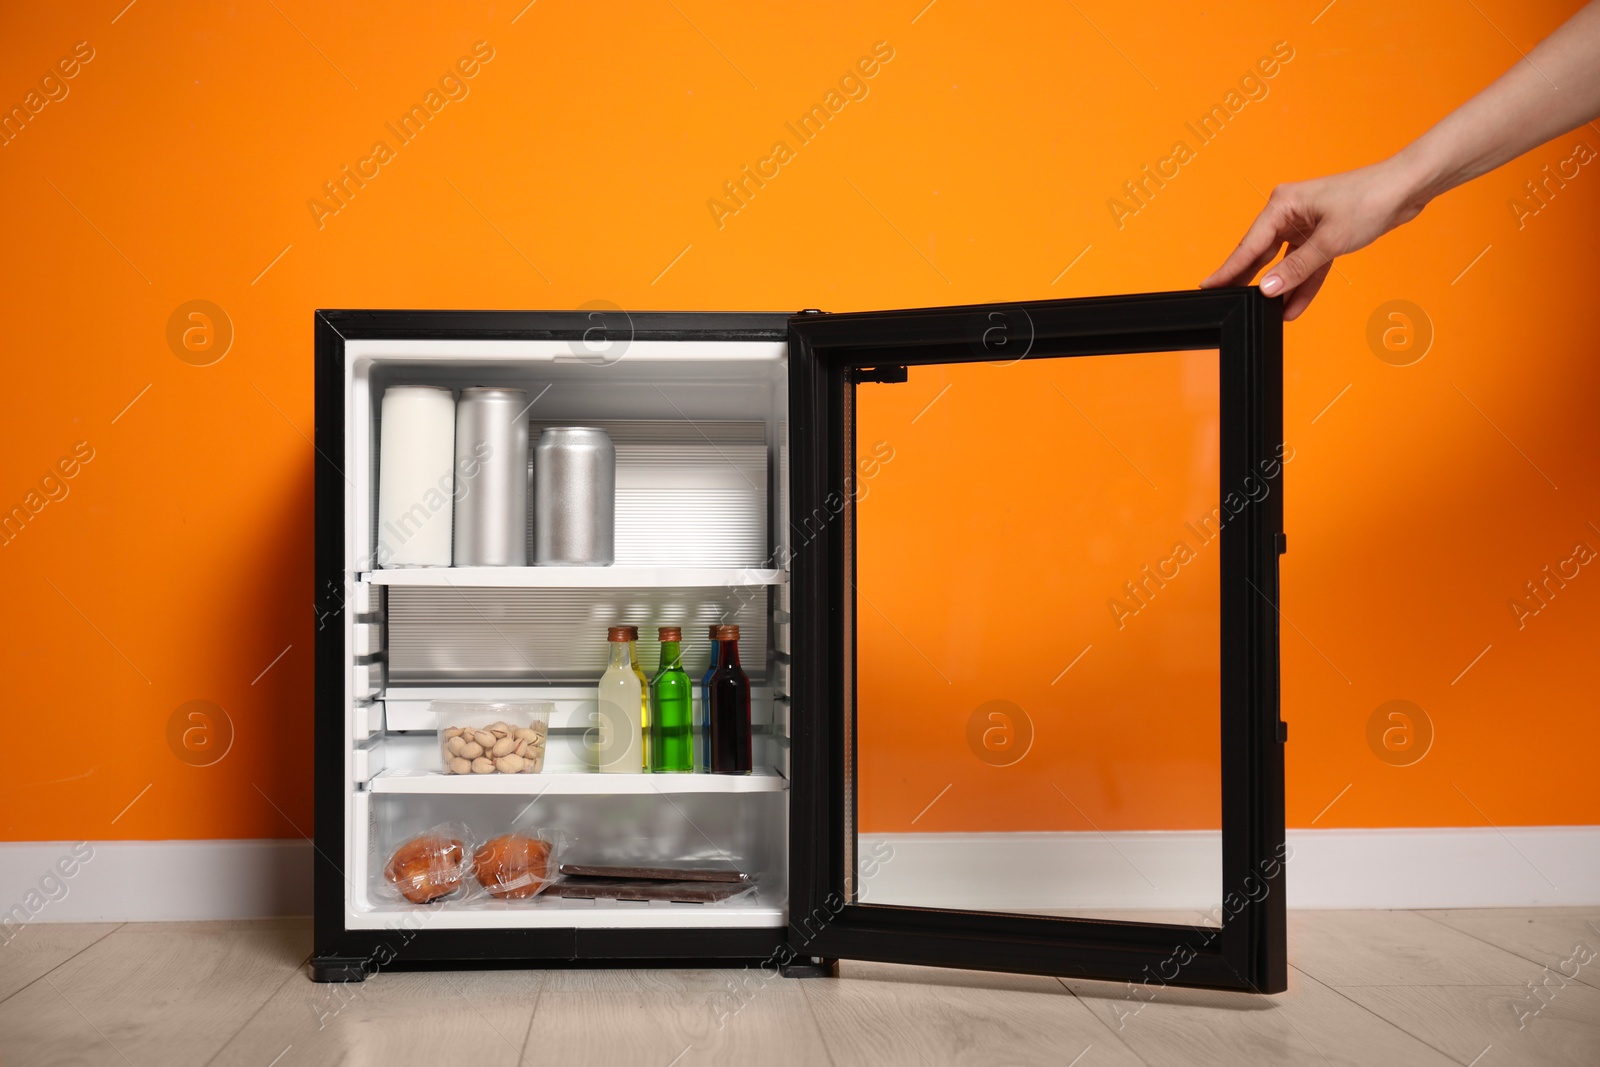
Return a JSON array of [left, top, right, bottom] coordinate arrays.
[[595, 626, 643, 773], [623, 625, 650, 771]]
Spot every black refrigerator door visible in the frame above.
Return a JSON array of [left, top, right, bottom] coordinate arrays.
[[784, 288, 1286, 992]]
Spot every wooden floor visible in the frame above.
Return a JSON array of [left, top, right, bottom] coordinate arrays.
[[1, 910, 1596, 1065]]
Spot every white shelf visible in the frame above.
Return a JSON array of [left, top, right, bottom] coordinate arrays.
[[362, 565, 785, 588], [368, 768, 788, 795]]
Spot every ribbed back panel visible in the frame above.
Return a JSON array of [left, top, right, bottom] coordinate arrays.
[[387, 585, 770, 684], [528, 420, 768, 567]]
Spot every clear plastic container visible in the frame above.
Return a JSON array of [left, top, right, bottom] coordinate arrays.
[[434, 701, 551, 775]]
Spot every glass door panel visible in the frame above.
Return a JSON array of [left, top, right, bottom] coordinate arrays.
[[852, 350, 1223, 926]]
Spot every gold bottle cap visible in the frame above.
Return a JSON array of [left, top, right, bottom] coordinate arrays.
[[658, 626, 682, 641], [712, 625, 740, 641], [607, 626, 631, 642]]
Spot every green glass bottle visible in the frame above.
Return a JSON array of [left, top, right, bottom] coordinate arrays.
[[650, 626, 694, 772]]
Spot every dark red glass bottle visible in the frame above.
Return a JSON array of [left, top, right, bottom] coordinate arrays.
[[708, 624, 752, 774]]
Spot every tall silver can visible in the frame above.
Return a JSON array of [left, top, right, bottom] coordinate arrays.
[[453, 388, 529, 566], [533, 427, 615, 566]]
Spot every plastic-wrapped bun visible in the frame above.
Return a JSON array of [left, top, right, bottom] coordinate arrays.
[[473, 833, 556, 899], [383, 830, 467, 904]]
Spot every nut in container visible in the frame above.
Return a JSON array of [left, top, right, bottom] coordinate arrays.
[[434, 701, 551, 775]]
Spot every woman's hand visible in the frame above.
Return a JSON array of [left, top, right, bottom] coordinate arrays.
[[1200, 159, 1428, 320], [1201, 2, 1600, 320]]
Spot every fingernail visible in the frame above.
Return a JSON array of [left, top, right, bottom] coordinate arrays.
[[1260, 275, 1283, 296]]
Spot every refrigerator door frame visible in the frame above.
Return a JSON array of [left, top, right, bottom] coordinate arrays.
[[312, 309, 796, 979], [784, 288, 1287, 993]]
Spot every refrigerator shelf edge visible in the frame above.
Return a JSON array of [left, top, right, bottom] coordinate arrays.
[[361, 565, 786, 588], [347, 894, 787, 931], [367, 768, 788, 795]]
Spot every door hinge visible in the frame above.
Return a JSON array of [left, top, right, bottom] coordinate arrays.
[[851, 365, 908, 384], [798, 308, 827, 315], [1276, 532, 1287, 555], [1276, 720, 1288, 743]]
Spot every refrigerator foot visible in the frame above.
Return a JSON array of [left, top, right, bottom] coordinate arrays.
[[309, 956, 371, 983], [781, 956, 838, 979]]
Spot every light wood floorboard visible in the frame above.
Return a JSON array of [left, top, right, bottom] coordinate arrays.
[[0, 919, 303, 1067], [1063, 965, 1460, 1066], [1289, 909, 1544, 986], [1, 910, 1597, 1066], [0, 922, 121, 1003], [531, 966, 833, 1065], [210, 962, 543, 1067], [804, 959, 1142, 1066], [1416, 908, 1600, 990], [1337, 983, 1600, 1067]]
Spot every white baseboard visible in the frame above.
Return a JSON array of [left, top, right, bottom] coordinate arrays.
[[1282, 826, 1599, 908], [1, 828, 1594, 928], [0, 840, 312, 930], [859, 827, 1600, 911]]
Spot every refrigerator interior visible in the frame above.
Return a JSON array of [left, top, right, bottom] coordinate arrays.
[[342, 339, 790, 930]]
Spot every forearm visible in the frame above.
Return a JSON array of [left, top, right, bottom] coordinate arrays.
[[1389, 0, 1600, 206]]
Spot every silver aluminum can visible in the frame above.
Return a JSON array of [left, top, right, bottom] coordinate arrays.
[[533, 427, 615, 566], [452, 388, 529, 566]]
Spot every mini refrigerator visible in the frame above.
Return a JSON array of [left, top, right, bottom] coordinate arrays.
[[312, 288, 1288, 992]]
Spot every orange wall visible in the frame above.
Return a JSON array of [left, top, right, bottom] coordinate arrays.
[[0, 1, 1595, 843]]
